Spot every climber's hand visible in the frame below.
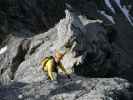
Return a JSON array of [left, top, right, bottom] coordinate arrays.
[[67, 75, 72, 81]]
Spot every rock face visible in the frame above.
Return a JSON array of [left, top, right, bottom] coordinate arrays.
[[0, 0, 133, 100], [0, 0, 133, 66], [0, 35, 29, 85], [0, 0, 65, 39], [66, 0, 133, 66], [13, 10, 115, 83], [0, 9, 133, 100], [0, 76, 133, 100]]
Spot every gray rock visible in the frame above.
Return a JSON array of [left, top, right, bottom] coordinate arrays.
[[0, 3, 132, 100], [0, 35, 30, 85], [13, 10, 109, 83], [0, 77, 133, 100], [66, 0, 133, 71], [0, 0, 65, 34], [1, 9, 128, 84], [14, 27, 57, 83], [0, 1, 133, 100]]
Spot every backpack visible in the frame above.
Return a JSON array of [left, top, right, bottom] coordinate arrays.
[[40, 56, 53, 70]]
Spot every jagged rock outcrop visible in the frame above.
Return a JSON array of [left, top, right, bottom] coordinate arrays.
[[13, 10, 115, 83], [0, 9, 132, 85]]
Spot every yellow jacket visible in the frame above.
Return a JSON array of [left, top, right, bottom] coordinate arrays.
[[42, 59, 68, 80]]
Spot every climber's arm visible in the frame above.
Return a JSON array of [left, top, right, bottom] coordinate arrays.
[[59, 62, 72, 80], [47, 60, 54, 80], [59, 62, 68, 75], [40, 58, 48, 71]]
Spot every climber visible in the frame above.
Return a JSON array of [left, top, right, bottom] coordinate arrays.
[[40, 48, 71, 81]]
